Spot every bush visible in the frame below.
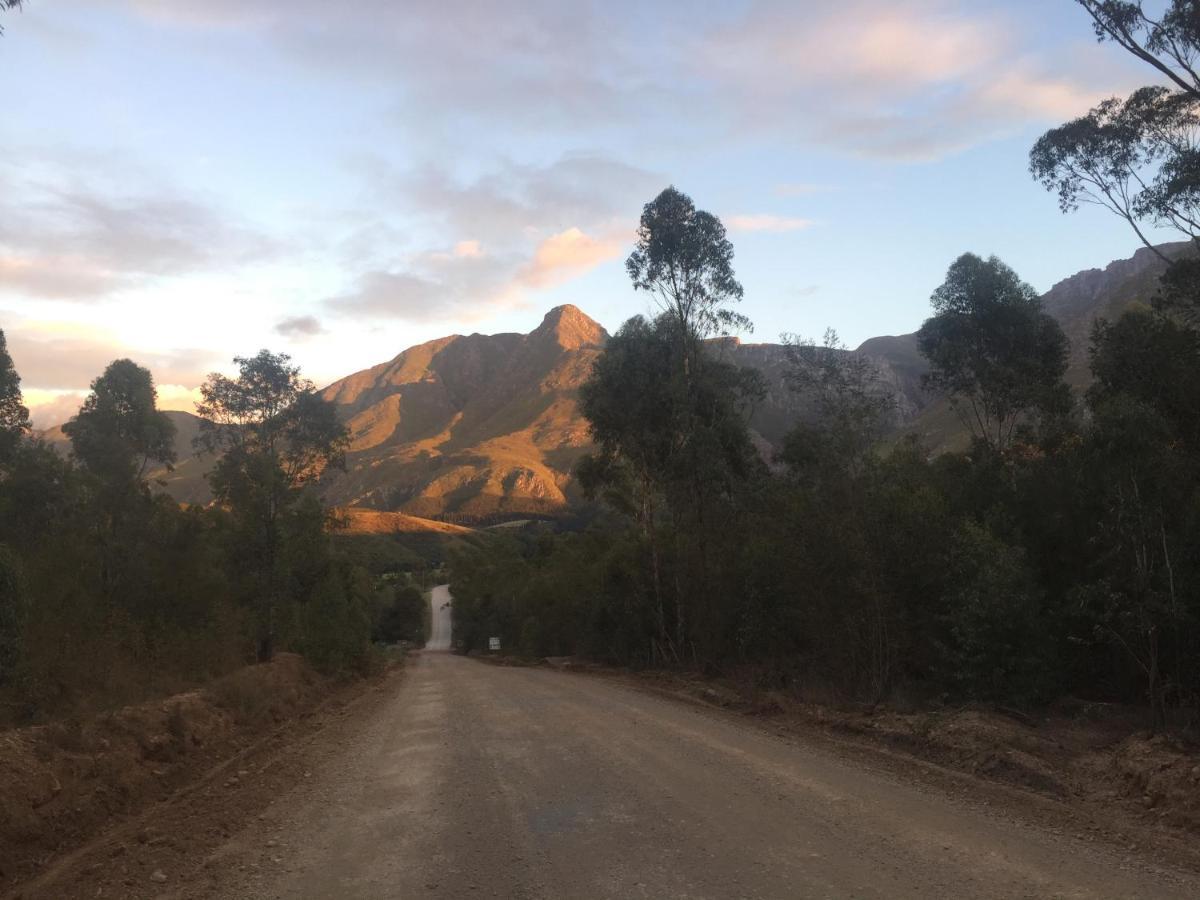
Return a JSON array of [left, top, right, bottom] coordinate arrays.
[[376, 584, 426, 645], [939, 522, 1050, 704]]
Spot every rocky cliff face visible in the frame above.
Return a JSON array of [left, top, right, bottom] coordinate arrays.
[[319, 304, 606, 518]]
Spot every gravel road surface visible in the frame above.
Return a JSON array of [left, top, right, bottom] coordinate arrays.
[[426, 584, 452, 652], [191, 651, 1200, 899]]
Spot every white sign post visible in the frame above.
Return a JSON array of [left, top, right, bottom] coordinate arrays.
[[488, 636, 501, 652]]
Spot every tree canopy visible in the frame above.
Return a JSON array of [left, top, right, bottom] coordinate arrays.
[[1031, 1, 1200, 321], [197, 350, 349, 661], [626, 186, 749, 347], [63, 359, 176, 488], [0, 329, 30, 463], [917, 253, 1069, 451]]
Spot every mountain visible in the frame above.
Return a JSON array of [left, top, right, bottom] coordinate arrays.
[[319, 305, 607, 519], [34, 244, 1179, 517]]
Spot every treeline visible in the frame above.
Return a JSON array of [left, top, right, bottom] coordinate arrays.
[[451, 188, 1200, 726], [0, 345, 424, 725]]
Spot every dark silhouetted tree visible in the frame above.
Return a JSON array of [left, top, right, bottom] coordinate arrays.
[[781, 329, 895, 481], [626, 187, 749, 372], [63, 359, 176, 488], [917, 254, 1070, 451], [0, 329, 30, 464], [1032, 2, 1200, 322], [197, 350, 348, 661]]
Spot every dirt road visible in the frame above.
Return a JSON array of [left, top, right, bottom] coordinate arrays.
[[176, 652, 1200, 900], [426, 584, 452, 651]]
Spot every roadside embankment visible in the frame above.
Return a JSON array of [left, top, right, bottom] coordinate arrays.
[[0, 653, 387, 892]]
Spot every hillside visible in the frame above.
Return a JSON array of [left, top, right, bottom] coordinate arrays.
[[319, 304, 606, 519], [34, 244, 1177, 515]]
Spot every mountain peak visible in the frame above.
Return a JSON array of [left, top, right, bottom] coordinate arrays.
[[531, 304, 607, 350]]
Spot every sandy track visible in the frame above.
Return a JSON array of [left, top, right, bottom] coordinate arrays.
[[177, 652, 1200, 899]]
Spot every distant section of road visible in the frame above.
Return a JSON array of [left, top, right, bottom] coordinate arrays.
[[193, 653, 1200, 899], [426, 583, 452, 651]]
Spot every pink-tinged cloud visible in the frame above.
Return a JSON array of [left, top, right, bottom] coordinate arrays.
[[699, 0, 1133, 161], [726, 214, 813, 234], [24, 390, 87, 431], [454, 240, 484, 258], [518, 227, 623, 289]]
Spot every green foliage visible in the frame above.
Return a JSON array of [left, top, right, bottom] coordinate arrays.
[[469, 239, 1200, 727], [781, 329, 893, 480], [939, 523, 1049, 704], [578, 311, 763, 663], [196, 350, 350, 661], [0, 545, 25, 689], [294, 562, 373, 674], [63, 359, 176, 488], [917, 253, 1070, 450], [1033, 2, 1200, 322], [375, 584, 426, 644], [0, 329, 30, 464], [626, 186, 750, 342], [0, 349, 371, 725], [1088, 309, 1200, 446]]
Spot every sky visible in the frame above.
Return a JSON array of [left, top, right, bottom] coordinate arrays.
[[0, 0, 1171, 427]]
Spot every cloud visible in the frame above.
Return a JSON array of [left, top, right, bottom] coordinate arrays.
[[0, 158, 280, 301], [275, 315, 326, 338], [453, 240, 484, 259], [110, 0, 673, 140], [106, 0, 1129, 165], [327, 223, 626, 323], [698, 0, 1125, 161], [4, 316, 221, 398], [325, 153, 660, 323], [24, 390, 87, 431], [326, 271, 441, 321], [390, 155, 662, 248], [517, 228, 623, 289], [726, 214, 813, 234]]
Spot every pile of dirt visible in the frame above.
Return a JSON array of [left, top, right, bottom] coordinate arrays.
[[0, 654, 325, 888], [1080, 733, 1200, 831]]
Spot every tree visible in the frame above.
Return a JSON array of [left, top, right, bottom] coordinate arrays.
[[626, 187, 749, 371], [1031, 2, 1200, 322], [0, 329, 30, 463], [917, 254, 1070, 452], [0, 1, 23, 36], [781, 329, 895, 481], [1088, 308, 1200, 447], [63, 359, 176, 488], [579, 314, 763, 662], [196, 350, 348, 661]]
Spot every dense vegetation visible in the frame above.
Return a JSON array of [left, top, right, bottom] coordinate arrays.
[[451, 184, 1200, 729], [0, 346, 425, 725], [454, 6, 1200, 727]]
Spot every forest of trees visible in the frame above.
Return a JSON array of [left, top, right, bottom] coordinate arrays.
[[3, 0, 1200, 731], [0, 345, 425, 725], [450, 185, 1200, 727], [452, 3, 1200, 728]]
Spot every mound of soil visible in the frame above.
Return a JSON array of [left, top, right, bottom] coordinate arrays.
[[0, 654, 325, 888]]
